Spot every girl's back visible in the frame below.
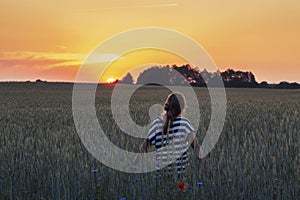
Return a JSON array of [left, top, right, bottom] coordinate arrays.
[[147, 116, 195, 175]]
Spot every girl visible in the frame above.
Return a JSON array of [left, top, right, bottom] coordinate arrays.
[[140, 92, 202, 177]]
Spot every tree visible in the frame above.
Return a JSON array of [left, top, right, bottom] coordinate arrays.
[[135, 65, 267, 88], [259, 81, 269, 88], [173, 64, 205, 86], [220, 68, 258, 88], [169, 65, 189, 85], [136, 66, 171, 85], [119, 73, 134, 84], [200, 69, 211, 84]]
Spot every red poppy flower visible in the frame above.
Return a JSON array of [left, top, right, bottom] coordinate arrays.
[[177, 182, 187, 190]]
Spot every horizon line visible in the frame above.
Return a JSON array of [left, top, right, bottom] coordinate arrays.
[[1, 79, 299, 85]]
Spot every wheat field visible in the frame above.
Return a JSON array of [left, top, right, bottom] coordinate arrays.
[[0, 82, 299, 199]]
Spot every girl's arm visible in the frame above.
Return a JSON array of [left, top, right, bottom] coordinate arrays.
[[133, 139, 150, 164], [187, 132, 201, 157], [186, 132, 207, 169], [140, 138, 151, 153]]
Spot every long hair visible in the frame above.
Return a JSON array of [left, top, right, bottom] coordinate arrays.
[[162, 92, 186, 135]]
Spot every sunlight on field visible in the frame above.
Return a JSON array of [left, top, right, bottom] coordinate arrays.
[[0, 83, 299, 199]]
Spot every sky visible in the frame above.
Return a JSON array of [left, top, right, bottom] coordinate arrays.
[[0, 0, 299, 83]]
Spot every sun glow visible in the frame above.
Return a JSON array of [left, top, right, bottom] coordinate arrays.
[[106, 77, 116, 84]]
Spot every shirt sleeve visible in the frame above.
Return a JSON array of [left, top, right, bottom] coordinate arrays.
[[184, 118, 195, 133]]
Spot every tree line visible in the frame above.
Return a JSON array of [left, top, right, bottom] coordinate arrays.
[[117, 64, 300, 89]]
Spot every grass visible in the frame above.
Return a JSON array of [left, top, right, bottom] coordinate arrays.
[[0, 82, 299, 199]]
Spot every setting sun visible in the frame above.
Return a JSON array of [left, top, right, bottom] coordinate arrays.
[[106, 77, 116, 84]]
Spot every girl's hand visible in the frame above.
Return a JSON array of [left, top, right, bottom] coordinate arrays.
[[203, 157, 208, 171]]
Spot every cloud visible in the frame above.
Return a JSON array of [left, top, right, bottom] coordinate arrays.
[[0, 51, 123, 81], [85, 53, 122, 64], [73, 3, 178, 12], [56, 45, 68, 50], [0, 51, 84, 68], [0, 51, 80, 81], [104, 3, 179, 9], [0, 51, 121, 68]]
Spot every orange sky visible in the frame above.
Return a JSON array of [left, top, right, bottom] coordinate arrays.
[[0, 0, 299, 83]]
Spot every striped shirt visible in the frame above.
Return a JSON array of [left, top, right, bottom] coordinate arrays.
[[147, 116, 195, 175]]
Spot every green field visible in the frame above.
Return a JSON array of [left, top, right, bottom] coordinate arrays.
[[0, 83, 299, 199]]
